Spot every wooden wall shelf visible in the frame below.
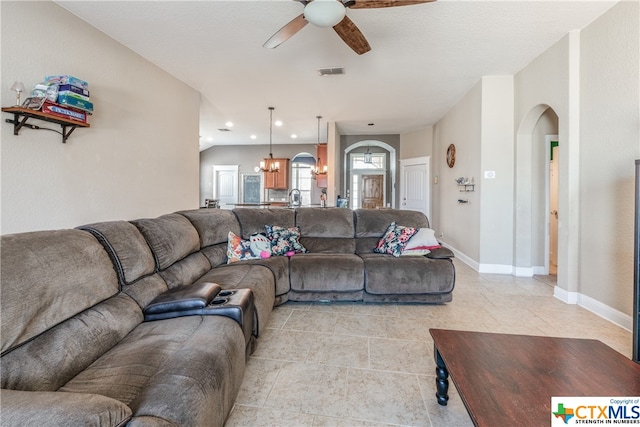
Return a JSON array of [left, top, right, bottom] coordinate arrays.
[[2, 106, 90, 143]]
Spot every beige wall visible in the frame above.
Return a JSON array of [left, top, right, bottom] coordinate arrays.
[[514, 31, 575, 285], [433, 81, 483, 262], [432, 76, 514, 270], [579, 0, 639, 318], [1, 1, 200, 233], [435, 1, 639, 327], [400, 127, 433, 159], [479, 76, 514, 268]]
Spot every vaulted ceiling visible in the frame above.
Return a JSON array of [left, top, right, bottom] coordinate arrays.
[[55, 1, 617, 150]]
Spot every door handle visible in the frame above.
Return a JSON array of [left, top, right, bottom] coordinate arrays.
[[551, 210, 558, 219]]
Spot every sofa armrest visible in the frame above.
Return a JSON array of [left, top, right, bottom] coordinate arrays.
[[144, 281, 222, 315], [426, 247, 454, 259], [1, 389, 132, 427]]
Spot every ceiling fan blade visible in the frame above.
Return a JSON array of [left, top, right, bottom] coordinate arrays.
[[263, 14, 308, 49], [346, 0, 435, 9], [333, 16, 371, 55]]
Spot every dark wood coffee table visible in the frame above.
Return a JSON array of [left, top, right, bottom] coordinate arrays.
[[430, 328, 640, 427]]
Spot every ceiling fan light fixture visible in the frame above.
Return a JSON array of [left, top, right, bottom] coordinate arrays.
[[304, 0, 346, 27]]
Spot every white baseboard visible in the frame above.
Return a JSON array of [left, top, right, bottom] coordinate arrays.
[[480, 264, 515, 275], [440, 241, 480, 271], [554, 287, 633, 332], [553, 285, 579, 304], [513, 266, 534, 277], [533, 266, 546, 275], [440, 242, 632, 331]]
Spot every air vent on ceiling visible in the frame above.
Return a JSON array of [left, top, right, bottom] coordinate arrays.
[[218, 128, 231, 132], [317, 67, 345, 76]]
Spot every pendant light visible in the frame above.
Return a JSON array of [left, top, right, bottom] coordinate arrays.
[[259, 107, 280, 173], [364, 146, 373, 164], [313, 115, 328, 176]]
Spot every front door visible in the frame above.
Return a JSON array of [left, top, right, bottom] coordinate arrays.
[[361, 175, 384, 209]]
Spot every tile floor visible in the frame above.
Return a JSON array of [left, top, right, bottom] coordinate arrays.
[[225, 259, 632, 427]]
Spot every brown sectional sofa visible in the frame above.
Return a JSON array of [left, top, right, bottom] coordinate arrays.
[[1, 207, 455, 426]]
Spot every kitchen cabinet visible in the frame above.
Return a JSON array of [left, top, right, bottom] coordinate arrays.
[[264, 158, 290, 189]]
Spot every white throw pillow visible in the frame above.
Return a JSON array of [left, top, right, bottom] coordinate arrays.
[[404, 228, 440, 250]]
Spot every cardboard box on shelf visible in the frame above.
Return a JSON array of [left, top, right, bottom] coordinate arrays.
[[41, 101, 88, 123]]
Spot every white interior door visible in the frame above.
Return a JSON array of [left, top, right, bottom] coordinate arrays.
[[400, 157, 430, 219], [212, 165, 238, 208]]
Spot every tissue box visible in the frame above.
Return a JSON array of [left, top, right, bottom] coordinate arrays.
[[42, 101, 87, 123], [58, 84, 90, 98], [45, 75, 88, 90], [57, 92, 93, 112], [58, 90, 90, 102]]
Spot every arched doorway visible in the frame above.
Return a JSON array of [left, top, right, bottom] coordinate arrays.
[[515, 104, 559, 280], [344, 140, 396, 209]]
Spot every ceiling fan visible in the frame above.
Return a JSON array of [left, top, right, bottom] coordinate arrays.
[[263, 0, 435, 55]]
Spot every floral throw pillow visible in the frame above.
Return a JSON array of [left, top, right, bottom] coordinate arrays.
[[374, 222, 418, 257], [227, 231, 271, 264], [265, 225, 308, 256]]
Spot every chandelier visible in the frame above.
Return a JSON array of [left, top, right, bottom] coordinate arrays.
[[312, 115, 328, 176], [259, 107, 280, 173]]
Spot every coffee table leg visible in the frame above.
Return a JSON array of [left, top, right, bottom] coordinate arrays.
[[434, 346, 449, 406]]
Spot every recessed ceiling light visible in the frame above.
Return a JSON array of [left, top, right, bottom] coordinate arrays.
[[250, 134, 257, 139], [225, 121, 233, 127], [291, 134, 297, 139], [275, 120, 283, 127]]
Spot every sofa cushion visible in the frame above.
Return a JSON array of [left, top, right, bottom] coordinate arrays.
[[289, 254, 364, 293], [295, 207, 354, 237], [0, 230, 120, 355], [121, 274, 170, 309], [60, 315, 245, 427], [355, 209, 429, 238], [360, 253, 455, 295], [158, 252, 211, 290], [2, 294, 142, 391], [200, 242, 228, 268], [179, 209, 241, 248], [1, 389, 132, 427], [299, 237, 356, 254], [132, 214, 200, 270], [79, 221, 156, 285], [233, 256, 290, 298], [233, 208, 295, 239]]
